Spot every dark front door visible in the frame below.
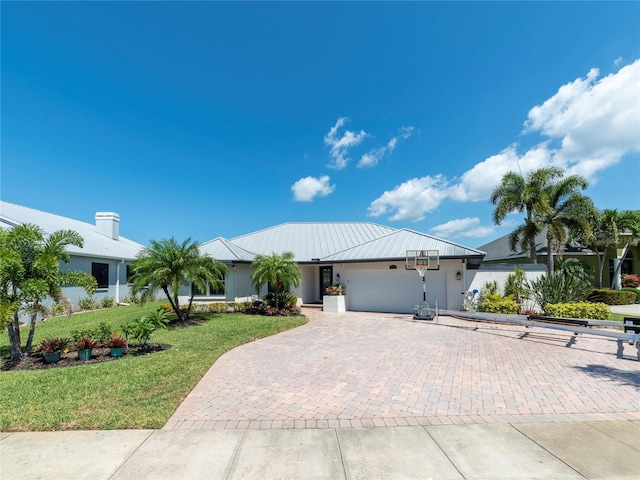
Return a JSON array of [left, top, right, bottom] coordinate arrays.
[[320, 266, 333, 299]]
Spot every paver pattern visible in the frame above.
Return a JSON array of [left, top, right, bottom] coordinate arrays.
[[165, 309, 640, 430]]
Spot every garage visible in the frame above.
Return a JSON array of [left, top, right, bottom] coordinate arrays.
[[347, 269, 447, 313]]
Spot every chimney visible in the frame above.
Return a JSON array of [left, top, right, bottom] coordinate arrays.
[[95, 212, 120, 240]]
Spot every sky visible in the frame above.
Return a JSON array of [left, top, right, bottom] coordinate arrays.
[[2, 1, 639, 249]]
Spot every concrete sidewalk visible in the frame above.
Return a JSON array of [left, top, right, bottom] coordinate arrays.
[[2, 420, 639, 479]]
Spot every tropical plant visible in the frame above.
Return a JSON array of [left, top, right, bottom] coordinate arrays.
[[78, 297, 97, 311], [100, 296, 115, 308], [121, 311, 169, 349], [129, 237, 228, 321], [0, 224, 97, 361], [38, 337, 69, 354], [491, 168, 565, 263], [531, 172, 593, 276], [526, 271, 594, 313], [504, 267, 527, 305], [75, 337, 98, 350], [105, 334, 127, 348], [250, 252, 301, 309]]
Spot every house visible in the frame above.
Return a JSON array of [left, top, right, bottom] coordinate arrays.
[[478, 229, 639, 288], [0, 201, 144, 307], [195, 223, 486, 313]]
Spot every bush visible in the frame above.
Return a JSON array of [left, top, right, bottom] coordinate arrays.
[[70, 322, 112, 344], [588, 289, 637, 305], [121, 309, 169, 348], [505, 267, 527, 304], [49, 302, 65, 317], [78, 297, 97, 311], [526, 271, 593, 311], [545, 302, 609, 320], [621, 274, 640, 288], [479, 296, 519, 314], [241, 299, 299, 316], [100, 297, 115, 309], [621, 287, 640, 304]]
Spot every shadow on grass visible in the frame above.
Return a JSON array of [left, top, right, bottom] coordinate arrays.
[[572, 364, 640, 388]]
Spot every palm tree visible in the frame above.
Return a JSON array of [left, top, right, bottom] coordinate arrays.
[[491, 167, 564, 263], [130, 237, 228, 321], [535, 174, 593, 276], [579, 209, 640, 289], [0, 224, 96, 361], [250, 252, 301, 309]]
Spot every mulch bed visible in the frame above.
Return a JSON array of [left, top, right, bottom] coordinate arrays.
[[0, 344, 170, 371]]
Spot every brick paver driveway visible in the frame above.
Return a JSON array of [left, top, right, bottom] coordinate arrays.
[[165, 309, 640, 430]]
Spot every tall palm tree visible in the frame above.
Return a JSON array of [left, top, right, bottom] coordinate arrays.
[[491, 167, 564, 263], [536, 174, 593, 276], [250, 252, 301, 308], [0, 224, 95, 361], [130, 237, 228, 321]]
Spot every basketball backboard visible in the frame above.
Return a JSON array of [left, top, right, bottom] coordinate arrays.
[[405, 250, 439, 271]]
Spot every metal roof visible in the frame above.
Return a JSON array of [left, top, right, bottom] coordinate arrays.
[[199, 237, 255, 262], [0, 201, 144, 260], [322, 229, 485, 262], [229, 222, 397, 262]]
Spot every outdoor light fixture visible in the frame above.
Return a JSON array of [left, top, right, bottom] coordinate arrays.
[[389, 265, 397, 270], [456, 271, 462, 280], [335, 273, 340, 282]]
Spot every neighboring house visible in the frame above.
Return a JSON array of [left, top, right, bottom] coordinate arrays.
[[0, 201, 144, 307], [478, 229, 639, 288], [195, 223, 486, 313]]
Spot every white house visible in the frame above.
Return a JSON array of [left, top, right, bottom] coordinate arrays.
[[0, 201, 144, 307], [197, 223, 486, 313]]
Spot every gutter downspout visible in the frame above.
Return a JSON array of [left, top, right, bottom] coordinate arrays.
[[116, 259, 125, 304]]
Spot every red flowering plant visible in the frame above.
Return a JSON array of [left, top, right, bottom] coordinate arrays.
[[75, 337, 98, 350], [621, 274, 640, 288], [105, 333, 127, 348]]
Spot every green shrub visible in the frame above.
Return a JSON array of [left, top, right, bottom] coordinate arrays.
[[49, 302, 65, 317], [78, 297, 97, 311], [526, 271, 593, 311], [545, 302, 609, 320], [70, 322, 112, 343], [588, 289, 637, 305], [621, 287, 640, 304], [100, 297, 115, 309], [121, 309, 169, 349], [479, 296, 519, 314], [505, 267, 527, 304]]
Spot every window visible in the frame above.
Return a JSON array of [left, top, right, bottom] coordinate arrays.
[[92, 262, 109, 289], [126, 265, 134, 284], [191, 276, 226, 297]]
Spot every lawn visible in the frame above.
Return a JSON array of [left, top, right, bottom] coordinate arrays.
[[0, 303, 307, 431]]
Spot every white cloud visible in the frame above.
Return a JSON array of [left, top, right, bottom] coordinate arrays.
[[368, 175, 449, 221], [324, 117, 367, 170], [614, 56, 623, 67], [367, 59, 639, 223], [523, 59, 640, 178], [291, 175, 335, 202], [357, 125, 415, 168], [431, 217, 495, 239]]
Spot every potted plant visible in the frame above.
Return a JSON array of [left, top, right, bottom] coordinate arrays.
[[39, 337, 69, 364], [105, 334, 127, 358], [75, 337, 97, 361]]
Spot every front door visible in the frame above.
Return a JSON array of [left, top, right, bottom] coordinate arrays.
[[320, 266, 333, 299]]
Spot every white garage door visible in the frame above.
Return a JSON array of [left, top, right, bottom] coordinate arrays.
[[348, 269, 447, 313]]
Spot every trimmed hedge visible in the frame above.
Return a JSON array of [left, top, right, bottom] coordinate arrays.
[[160, 302, 251, 315], [587, 289, 637, 305], [479, 297, 519, 314], [545, 302, 609, 320], [621, 287, 640, 304]]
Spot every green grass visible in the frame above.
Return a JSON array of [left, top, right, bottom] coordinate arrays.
[[0, 303, 307, 431], [608, 312, 640, 322]]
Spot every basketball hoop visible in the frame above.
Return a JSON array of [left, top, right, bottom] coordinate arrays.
[[415, 261, 428, 278]]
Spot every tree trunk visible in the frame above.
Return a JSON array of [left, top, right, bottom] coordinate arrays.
[[529, 237, 538, 264], [612, 243, 630, 290], [596, 251, 606, 289], [162, 286, 182, 321], [24, 306, 39, 354], [7, 320, 23, 361], [546, 233, 554, 276]]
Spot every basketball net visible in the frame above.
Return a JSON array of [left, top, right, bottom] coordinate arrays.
[[415, 262, 428, 278]]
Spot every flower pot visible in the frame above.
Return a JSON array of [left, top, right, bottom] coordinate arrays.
[[77, 348, 92, 361], [43, 350, 62, 364], [110, 347, 124, 358]]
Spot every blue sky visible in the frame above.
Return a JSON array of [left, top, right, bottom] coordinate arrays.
[[2, 2, 639, 248]]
